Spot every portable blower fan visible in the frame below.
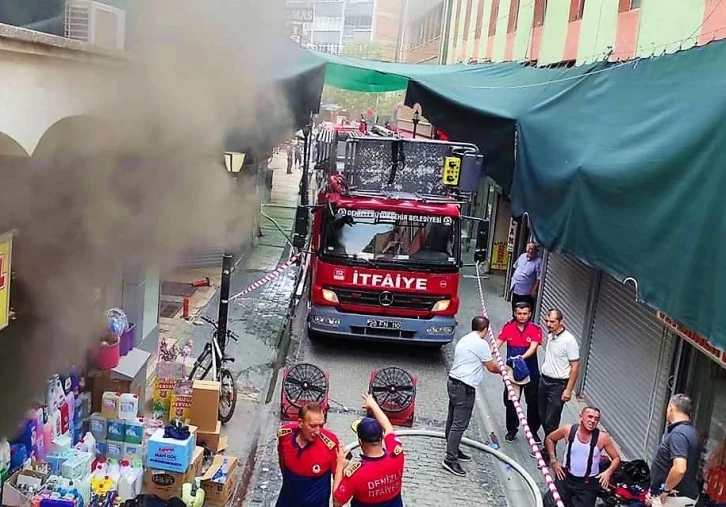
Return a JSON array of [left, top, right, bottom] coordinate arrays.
[[281, 363, 330, 421], [369, 367, 417, 427]]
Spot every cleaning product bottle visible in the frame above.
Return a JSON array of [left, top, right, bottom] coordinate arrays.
[[212, 458, 229, 483], [101, 392, 120, 419], [0, 437, 10, 476], [89, 413, 108, 441], [117, 460, 134, 501], [107, 458, 121, 486], [118, 394, 139, 421], [65, 391, 75, 435], [83, 432, 96, 457], [181, 478, 206, 507]]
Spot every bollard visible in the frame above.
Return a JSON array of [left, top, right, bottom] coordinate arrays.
[[182, 297, 190, 319]]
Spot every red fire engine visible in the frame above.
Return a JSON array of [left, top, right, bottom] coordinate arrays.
[[301, 134, 488, 346]]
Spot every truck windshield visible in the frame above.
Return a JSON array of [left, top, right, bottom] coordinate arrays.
[[322, 209, 459, 269]]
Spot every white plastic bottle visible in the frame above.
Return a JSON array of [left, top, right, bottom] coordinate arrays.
[[117, 460, 135, 501], [82, 432, 96, 457], [0, 438, 10, 475], [107, 459, 121, 486]]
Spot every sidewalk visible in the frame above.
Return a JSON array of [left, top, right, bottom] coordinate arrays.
[[459, 263, 587, 496], [136, 152, 303, 501]]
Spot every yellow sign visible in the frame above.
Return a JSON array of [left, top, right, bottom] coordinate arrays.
[[490, 241, 510, 271], [0, 231, 12, 331], [442, 157, 461, 186]]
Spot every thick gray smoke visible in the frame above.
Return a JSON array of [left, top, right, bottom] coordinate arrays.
[[0, 0, 298, 438]]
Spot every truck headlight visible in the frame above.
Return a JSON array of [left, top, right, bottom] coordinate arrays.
[[431, 299, 451, 312], [321, 289, 339, 303], [427, 326, 454, 335]]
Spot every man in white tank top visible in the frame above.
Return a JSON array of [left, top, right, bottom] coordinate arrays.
[[544, 407, 621, 507]]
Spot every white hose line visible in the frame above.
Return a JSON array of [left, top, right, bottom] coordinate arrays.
[[344, 430, 543, 507]]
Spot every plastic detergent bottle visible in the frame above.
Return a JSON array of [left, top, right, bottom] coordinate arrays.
[[118, 394, 139, 421], [107, 459, 121, 485], [65, 391, 75, 431], [124, 418, 143, 445], [92, 460, 108, 479], [0, 438, 10, 475], [101, 392, 120, 419], [89, 413, 108, 441], [83, 432, 96, 457]]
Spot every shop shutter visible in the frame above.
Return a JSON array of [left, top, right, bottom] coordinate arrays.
[[538, 252, 596, 345], [177, 249, 225, 269], [583, 274, 676, 462]]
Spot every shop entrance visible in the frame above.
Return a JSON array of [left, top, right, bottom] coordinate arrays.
[[674, 340, 726, 504]]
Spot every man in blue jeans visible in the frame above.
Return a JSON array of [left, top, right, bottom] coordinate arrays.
[[443, 316, 500, 477]]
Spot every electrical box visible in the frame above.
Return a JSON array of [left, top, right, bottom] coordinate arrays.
[[442, 157, 461, 186]]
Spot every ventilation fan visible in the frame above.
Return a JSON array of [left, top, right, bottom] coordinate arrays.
[[280, 363, 330, 421], [369, 366, 417, 427]]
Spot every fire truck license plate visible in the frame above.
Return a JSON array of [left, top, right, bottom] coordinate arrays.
[[366, 319, 401, 330]]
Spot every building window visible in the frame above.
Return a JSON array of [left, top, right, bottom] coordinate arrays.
[[569, 0, 585, 21], [507, 0, 520, 33], [533, 0, 547, 27], [488, 0, 501, 37], [408, 4, 443, 49], [619, 0, 641, 12], [314, 42, 340, 54]]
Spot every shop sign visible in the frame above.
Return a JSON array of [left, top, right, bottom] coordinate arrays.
[[506, 219, 516, 253], [0, 231, 12, 331], [657, 311, 726, 367]]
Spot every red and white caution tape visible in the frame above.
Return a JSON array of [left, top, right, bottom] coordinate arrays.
[[230, 253, 301, 303], [474, 262, 565, 507]]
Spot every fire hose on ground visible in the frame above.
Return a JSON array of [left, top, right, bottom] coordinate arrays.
[[475, 261, 565, 507], [345, 431, 543, 507]]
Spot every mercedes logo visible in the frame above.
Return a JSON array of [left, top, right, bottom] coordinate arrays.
[[379, 291, 394, 307]]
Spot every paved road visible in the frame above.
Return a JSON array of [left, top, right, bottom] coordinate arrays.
[[245, 288, 509, 507]]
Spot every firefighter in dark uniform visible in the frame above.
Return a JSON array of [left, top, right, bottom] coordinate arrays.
[[276, 402, 339, 507], [333, 393, 405, 507]]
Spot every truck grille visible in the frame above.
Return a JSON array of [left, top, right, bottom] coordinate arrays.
[[333, 287, 442, 311]]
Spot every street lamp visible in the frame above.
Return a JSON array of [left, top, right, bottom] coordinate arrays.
[[412, 110, 420, 139], [300, 123, 312, 207], [217, 151, 245, 354]]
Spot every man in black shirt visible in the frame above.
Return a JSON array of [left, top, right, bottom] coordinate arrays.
[[647, 394, 701, 506]]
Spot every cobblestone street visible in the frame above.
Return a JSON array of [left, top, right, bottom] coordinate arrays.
[[244, 286, 510, 507]]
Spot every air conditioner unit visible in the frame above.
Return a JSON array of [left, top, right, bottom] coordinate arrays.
[[64, 0, 126, 50]]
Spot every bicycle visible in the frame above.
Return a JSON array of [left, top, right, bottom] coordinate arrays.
[[188, 314, 239, 423]]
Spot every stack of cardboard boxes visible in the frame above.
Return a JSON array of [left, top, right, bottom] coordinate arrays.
[[143, 379, 236, 504], [144, 426, 204, 500], [190, 381, 228, 454]]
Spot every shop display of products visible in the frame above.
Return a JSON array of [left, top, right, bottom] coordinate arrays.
[[0, 304, 232, 506]]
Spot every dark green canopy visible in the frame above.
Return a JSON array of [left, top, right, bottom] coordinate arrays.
[[283, 40, 726, 351]]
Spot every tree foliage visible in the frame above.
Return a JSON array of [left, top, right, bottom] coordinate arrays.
[[320, 41, 405, 122]]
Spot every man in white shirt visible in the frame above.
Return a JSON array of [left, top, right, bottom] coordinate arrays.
[[443, 316, 500, 477], [538, 309, 580, 462]]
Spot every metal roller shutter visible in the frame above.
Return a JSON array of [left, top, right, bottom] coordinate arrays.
[[583, 274, 676, 461], [177, 249, 225, 269], [538, 252, 596, 345]]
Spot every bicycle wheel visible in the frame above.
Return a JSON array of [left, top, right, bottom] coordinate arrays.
[[218, 368, 237, 423], [188, 346, 212, 381]]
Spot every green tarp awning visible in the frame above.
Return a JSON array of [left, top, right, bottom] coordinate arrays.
[[284, 40, 726, 352]]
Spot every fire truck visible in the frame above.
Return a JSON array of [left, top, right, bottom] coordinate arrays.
[[298, 134, 489, 346]]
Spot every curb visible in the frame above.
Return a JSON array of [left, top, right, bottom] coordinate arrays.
[[475, 386, 539, 507]]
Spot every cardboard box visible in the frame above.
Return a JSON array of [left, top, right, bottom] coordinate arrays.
[[200, 455, 238, 505], [196, 421, 228, 453], [143, 446, 204, 500], [2, 469, 48, 507], [190, 380, 220, 432], [169, 379, 194, 423], [152, 378, 176, 420], [146, 425, 198, 473], [88, 348, 151, 413]]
